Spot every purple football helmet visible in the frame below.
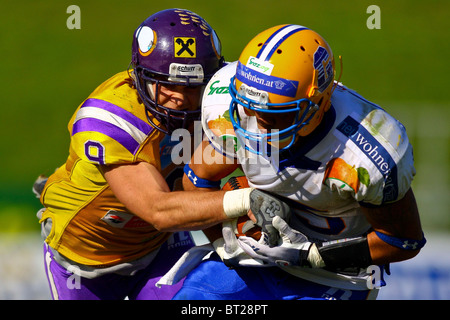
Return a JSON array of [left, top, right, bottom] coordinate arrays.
[[131, 8, 224, 134]]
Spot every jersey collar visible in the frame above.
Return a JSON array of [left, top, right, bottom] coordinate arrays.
[[278, 105, 336, 171]]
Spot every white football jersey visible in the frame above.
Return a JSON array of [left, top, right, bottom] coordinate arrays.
[[202, 62, 416, 290]]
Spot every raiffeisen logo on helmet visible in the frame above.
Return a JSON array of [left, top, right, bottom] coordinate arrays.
[[246, 56, 274, 75]]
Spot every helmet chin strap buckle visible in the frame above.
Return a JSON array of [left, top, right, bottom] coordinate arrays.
[[238, 83, 269, 108], [168, 63, 204, 84], [330, 55, 343, 96]]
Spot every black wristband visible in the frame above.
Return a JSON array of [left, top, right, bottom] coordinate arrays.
[[318, 237, 373, 270], [298, 248, 311, 267]]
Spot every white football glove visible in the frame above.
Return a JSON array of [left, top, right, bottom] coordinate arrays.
[[239, 216, 325, 268], [249, 189, 291, 246], [213, 220, 270, 268]]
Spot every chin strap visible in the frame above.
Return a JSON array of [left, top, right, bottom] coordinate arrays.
[[330, 55, 343, 97]]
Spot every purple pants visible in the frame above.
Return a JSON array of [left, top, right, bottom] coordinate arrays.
[[43, 231, 193, 300]]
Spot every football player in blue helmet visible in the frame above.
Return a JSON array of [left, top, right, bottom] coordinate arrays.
[[174, 24, 425, 300]]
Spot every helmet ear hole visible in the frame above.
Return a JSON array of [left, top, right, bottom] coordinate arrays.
[[317, 97, 324, 108]]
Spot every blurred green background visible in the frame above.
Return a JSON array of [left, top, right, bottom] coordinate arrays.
[[0, 0, 449, 233]]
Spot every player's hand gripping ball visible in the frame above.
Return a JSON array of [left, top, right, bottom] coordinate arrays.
[[222, 176, 262, 241]]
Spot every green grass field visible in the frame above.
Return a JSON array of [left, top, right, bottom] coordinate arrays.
[[0, 0, 448, 232]]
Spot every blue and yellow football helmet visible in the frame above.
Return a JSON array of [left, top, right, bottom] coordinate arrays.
[[229, 24, 336, 154]]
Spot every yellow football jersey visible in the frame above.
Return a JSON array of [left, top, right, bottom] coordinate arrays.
[[39, 71, 181, 267]]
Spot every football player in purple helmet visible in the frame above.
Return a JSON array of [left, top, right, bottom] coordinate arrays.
[[131, 9, 224, 134], [35, 9, 265, 300]]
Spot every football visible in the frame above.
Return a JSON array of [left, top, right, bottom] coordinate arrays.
[[222, 176, 262, 240]]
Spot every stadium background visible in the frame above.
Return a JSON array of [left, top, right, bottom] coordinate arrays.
[[0, 0, 448, 299]]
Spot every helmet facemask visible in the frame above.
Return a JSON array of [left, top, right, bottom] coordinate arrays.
[[133, 66, 206, 135], [229, 77, 320, 155], [229, 24, 335, 156]]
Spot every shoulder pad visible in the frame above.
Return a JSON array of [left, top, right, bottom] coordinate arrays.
[[332, 95, 414, 205], [201, 61, 238, 159], [71, 98, 154, 165]]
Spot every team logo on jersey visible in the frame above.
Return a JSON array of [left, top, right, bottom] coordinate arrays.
[[166, 231, 193, 250], [101, 210, 149, 229], [207, 80, 229, 95], [323, 157, 370, 194], [207, 110, 234, 136], [336, 116, 399, 202], [207, 110, 237, 153], [174, 37, 196, 58]]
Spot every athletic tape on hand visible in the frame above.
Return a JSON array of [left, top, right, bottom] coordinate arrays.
[[223, 188, 253, 219]]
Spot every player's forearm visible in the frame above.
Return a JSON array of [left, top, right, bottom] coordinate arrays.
[[148, 189, 228, 232], [149, 186, 256, 232], [362, 188, 424, 265], [313, 231, 422, 271], [104, 162, 237, 231]]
